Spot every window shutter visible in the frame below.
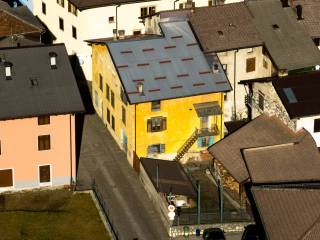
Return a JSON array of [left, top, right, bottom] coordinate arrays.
[[147, 119, 151, 132], [161, 117, 167, 130]]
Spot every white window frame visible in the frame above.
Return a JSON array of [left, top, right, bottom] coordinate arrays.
[[38, 164, 52, 187]]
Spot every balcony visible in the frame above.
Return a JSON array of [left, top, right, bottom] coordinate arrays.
[[197, 124, 220, 137]]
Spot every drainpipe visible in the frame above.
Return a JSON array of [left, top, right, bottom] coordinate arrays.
[[233, 50, 238, 120], [69, 114, 73, 187], [115, 4, 121, 38], [174, 0, 179, 9]]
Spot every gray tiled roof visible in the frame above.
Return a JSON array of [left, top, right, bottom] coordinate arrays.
[[0, 44, 85, 120], [251, 186, 320, 240], [243, 133, 320, 184], [208, 115, 304, 183], [189, 3, 263, 52], [107, 21, 231, 104], [247, 0, 320, 71], [0, 2, 44, 32], [69, 0, 158, 10]]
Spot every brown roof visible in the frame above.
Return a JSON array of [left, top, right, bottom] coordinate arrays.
[[252, 186, 320, 240], [69, 0, 157, 10], [243, 133, 320, 184], [208, 115, 304, 183], [189, 3, 263, 53], [291, 0, 320, 38], [140, 158, 196, 197], [272, 71, 320, 119]]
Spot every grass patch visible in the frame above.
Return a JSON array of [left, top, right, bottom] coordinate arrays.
[[0, 189, 111, 240]]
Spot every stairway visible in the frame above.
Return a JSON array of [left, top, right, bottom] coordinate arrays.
[[174, 128, 198, 162]]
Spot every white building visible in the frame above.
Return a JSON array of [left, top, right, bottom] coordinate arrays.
[[19, 0, 225, 80]]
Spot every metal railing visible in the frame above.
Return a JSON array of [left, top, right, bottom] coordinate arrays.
[[92, 179, 121, 240]]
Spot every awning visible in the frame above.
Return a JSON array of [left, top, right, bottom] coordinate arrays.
[[194, 101, 222, 117]]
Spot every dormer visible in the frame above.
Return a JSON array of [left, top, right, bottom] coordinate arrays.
[[4, 62, 12, 80], [49, 52, 58, 69]]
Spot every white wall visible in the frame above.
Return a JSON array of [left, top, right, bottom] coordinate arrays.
[[31, 0, 211, 80], [296, 116, 320, 147]]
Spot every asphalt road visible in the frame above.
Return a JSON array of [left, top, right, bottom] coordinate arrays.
[[76, 113, 169, 240]]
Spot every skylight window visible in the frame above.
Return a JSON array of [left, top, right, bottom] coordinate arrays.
[[4, 62, 12, 80], [49, 52, 58, 69], [283, 88, 297, 103]]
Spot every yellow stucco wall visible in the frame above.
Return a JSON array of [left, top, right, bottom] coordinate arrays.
[[92, 44, 225, 163]]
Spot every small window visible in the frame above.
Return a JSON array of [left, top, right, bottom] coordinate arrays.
[[224, 93, 228, 101], [140, 7, 148, 17], [147, 117, 167, 132], [0, 169, 13, 187], [149, 6, 156, 15], [42, 2, 46, 14], [246, 57, 256, 72], [106, 84, 110, 100], [120, 88, 128, 105], [107, 108, 110, 124], [111, 115, 115, 130], [133, 30, 141, 36], [4, 62, 12, 80], [68, 2, 77, 16], [59, 17, 64, 31], [208, 0, 213, 6], [179, 3, 183, 9], [314, 119, 320, 133], [109, 16, 115, 23], [263, 59, 268, 69], [111, 91, 115, 108], [39, 165, 51, 183], [151, 100, 161, 111], [49, 52, 57, 69], [38, 135, 51, 151], [122, 106, 126, 125], [258, 91, 264, 111], [99, 74, 103, 91], [38, 116, 50, 125], [147, 144, 165, 154], [72, 26, 77, 39], [57, 0, 64, 7], [192, 2, 195, 8]]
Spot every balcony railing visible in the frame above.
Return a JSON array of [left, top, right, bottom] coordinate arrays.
[[197, 124, 220, 137]]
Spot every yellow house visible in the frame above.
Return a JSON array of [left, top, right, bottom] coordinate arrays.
[[89, 20, 231, 166]]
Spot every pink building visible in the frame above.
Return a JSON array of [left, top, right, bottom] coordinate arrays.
[[0, 44, 84, 191]]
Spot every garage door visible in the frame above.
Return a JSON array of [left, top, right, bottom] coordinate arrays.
[[0, 169, 13, 187]]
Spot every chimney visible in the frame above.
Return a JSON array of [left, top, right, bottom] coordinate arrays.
[[118, 30, 125, 39], [136, 82, 144, 95], [281, 0, 289, 8], [213, 63, 219, 73], [296, 5, 303, 20], [113, 29, 117, 40]]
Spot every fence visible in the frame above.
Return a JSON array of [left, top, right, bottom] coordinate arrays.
[[92, 179, 121, 240]]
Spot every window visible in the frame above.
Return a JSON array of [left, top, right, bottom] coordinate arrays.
[[111, 115, 115, 130], [94, 90, 98, 107], [111, 90, 115, 108], [151, 100, 161, 111], [106, 84, 110, 100], [42, 2, 46, 14], [107, 108, 110, 124], [99, 74, 103, 91], [120, 88, 128, 105], [147, 144, 165, 154], [72, 26, 77, 39], [179, 3, 183, 9], [147, 117, 167, 132], [4, 62, 12, 80], [149, 6, 156, 15], [314, 119, 320, 132], [0, 169, 13, 187], [192, 2, 195, 8], [208, 0, 213, 6], [49, 52, 57, 69], [122, 106, 126, 125], [140, 7, 148, 17], [38, 116, 50, 125], [133, 30, 141, 36], [246, 57, 256, 72], [39, 165, 51, 183], [224, 93, 228, 101], [109, 16, 115, 23], [68, 2, 77, 16], [38, 135, 51, 151], [263, 59, 268, 69], [258, 91, 264, 111], [57, 0, 64, 7], [59, 17, 64, 31]]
